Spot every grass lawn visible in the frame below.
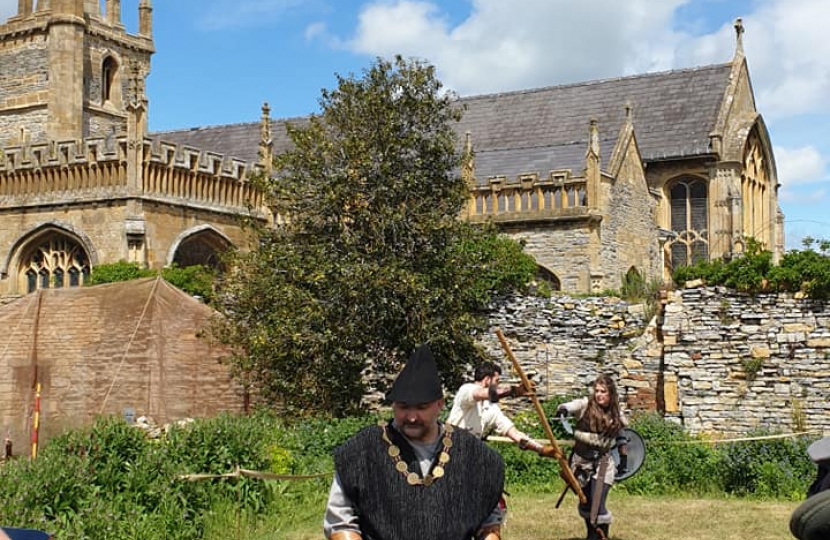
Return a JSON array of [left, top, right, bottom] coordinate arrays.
[[503, 491, 797, 540], [227, 488, 799, 540]]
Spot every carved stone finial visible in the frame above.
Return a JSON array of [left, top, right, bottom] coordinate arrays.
[[734, 18, 744, 52], [625, 101, 633, 122], [260, 102, 272, 144], [259, 102, 273, 172], [139, 0, 153, 36], [588, 118, 600, 157], [461, 131, 475, 183]]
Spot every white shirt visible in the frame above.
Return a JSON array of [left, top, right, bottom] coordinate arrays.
[[447, 382, 515, 438]]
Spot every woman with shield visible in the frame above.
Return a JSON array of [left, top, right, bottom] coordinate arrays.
[[557, 373, 628, 540]]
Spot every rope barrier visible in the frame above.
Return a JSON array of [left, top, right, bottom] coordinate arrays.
[[178, 466, 331, 482], [486, 430, 822, 447], [648, 430, 822, 445]]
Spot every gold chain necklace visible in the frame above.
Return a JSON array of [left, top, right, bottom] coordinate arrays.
[[380, 421, 453, 486]]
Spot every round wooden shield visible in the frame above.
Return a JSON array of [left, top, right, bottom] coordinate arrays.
[[610, 427, 645, 482]]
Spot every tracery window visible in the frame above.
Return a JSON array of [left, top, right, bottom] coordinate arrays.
[[21, 235, 91, 293], [667, 177, 708, 269], [741, 128, 771, 242]]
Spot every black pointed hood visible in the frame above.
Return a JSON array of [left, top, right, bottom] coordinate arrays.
[[386, 343, 443, 405]]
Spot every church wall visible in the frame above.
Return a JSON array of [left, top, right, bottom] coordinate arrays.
[[0, 36, 49, 143], [0, 202, 131, 295], [81, 33, 138, 139], [502, 222, 593, 291], [601, 139, 660, 289], [139, 201, 253, 267], [0, 198, 254, 298]]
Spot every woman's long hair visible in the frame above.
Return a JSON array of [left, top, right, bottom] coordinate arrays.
[[583, 373, 623, 436]]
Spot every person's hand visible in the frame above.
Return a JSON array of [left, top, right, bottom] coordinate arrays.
[[519, 437, 542, 453], [616, 454, 629, 476], [556, 404, 568, 416], [509, 382, 534, 398], [538, 445, 558, 458]]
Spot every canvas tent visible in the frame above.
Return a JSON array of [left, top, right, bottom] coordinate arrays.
[[0, 277, 243, 451]]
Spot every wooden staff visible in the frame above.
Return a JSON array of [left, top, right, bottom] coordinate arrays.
[[495, 328, 587, 505]]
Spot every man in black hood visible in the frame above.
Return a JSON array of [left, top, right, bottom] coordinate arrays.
[[323, 344, 506, 540]]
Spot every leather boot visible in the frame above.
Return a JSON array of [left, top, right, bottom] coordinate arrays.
[[585, 519, 599, 540]]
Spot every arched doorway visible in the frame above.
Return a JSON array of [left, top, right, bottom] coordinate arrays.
[[171, 229, 231, 271]]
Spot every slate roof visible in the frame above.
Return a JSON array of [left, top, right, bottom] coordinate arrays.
[[151, 62, 732, 185]]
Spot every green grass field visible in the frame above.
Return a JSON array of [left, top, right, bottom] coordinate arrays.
[[204, 488, 799, 540]]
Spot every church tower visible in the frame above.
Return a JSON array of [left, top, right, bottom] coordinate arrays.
[[0, 0, 154, 145]]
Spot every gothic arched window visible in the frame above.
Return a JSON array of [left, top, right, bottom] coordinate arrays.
[[101, 56, 118, 104], [20, 235, 91, 294], [535, 266, 561, 292], [667, 177, 708, 269], [742, 127, 772, 243]]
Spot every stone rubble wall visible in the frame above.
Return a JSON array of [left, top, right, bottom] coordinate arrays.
[[661, 286, 830, 435], [481, 286, 830, 436]]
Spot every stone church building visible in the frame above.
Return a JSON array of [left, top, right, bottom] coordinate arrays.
[[0, 1, 782, 298]]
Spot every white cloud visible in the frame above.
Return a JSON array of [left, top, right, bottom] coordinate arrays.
[[729, 0, 830, 119], [304, 21, 327, 41], [775, 146, 827, 188], [344, 0, 689, 96]]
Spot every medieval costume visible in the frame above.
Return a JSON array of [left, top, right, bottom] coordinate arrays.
[[447, 361, 538, 451], [790, 436, 830, 540], [558, 374, 628, 540], [323, 344, 506, 540]]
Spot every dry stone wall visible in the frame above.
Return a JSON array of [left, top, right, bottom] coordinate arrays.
[[480, 294, 660, 412], [482, 287, 830, 436], [661, 286, 830, 435]]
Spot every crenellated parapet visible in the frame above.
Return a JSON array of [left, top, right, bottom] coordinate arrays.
[[0, 136, 266, 215], [141, 138, 265, 213]]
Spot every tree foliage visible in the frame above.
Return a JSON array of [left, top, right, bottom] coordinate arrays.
[[213, 56, 536, 417]]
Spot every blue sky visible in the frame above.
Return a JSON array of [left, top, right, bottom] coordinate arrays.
[[1, 0, 828, 249]]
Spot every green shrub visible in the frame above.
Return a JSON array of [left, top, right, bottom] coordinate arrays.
[[672, 235, 830, 299], [161, 264, 217, 303], [87, 261, 154, 285], [718, 433, 813, 499]]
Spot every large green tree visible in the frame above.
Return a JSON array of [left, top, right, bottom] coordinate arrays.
[[214, 56, 536, 416]]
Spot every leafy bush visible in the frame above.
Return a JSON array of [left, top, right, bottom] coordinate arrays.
[[87, 261, 154, 285], [621, 413, 724, 496], [672, 236, 830, 299], [161, 264, 217, 303], [718, 433, 813, 499]]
